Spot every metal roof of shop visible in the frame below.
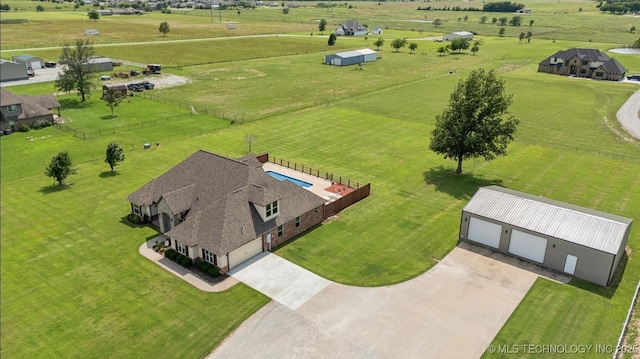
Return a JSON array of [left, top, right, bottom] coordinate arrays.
[[463, 186, 632, 254]]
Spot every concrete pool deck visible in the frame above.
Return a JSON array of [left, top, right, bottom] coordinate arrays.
[[262, 162, 346, 202]]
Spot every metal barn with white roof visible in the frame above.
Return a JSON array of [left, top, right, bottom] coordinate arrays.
[[443, 31, 474, 41], [323, 48, 377, 67], [459, 186, 632, 286]]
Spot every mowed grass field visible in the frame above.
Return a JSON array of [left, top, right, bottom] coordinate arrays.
[[2, 2, 640, 358]]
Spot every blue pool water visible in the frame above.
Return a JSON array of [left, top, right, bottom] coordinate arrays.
[[266, 171, 313, 188]]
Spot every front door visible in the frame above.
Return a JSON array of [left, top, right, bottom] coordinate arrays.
[[564, 254, 577, 275]]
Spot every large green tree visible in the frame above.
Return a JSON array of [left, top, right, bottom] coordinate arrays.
[[45, 152, 77, 186], [374, 37, 384, 50], [429, 69, 519, 174], [103, 87, 122, 116], [159, 21, 170, 37], [105, 142, 125, 172], [319, 19, 327, 32], [390, 38, 407, 52], [56, 39, 96, 102], [328, 33, 337, 46], [449, 38, 470, 53]]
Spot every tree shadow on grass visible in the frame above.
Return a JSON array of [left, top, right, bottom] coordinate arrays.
[[100, 115, 117, 120], [423, 165, 504, 200], [39, 183, 73, 194], [58, 98, 90, 110], [99, 171, 119, 178]]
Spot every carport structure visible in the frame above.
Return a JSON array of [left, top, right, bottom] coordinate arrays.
[[460, 186, 633, 286]]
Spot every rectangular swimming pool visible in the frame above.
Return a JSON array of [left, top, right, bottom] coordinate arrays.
[[266, 171, 313, 188]]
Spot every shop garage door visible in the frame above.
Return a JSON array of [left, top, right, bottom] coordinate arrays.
[[467, 217, 501, 249], [228, 237, 263, 269], [30, 61, 42, 69], [508, 229, 547, 263]]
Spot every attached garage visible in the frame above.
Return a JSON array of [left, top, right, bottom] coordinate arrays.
[[228, 237, 263, 269], [324, 48, 377, 67], [459, 186, 633, 286]]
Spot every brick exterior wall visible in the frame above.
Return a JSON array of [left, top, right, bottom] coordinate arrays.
[[263, 205, 324, 250]]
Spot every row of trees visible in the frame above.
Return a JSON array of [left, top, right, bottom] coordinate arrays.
[[437, 39, 481, 56], [598, 0, 640, 14], [482, 1, 526, 12], [45, 143, 125, 186]]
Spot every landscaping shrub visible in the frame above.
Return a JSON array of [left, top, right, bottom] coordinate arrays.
[[164, 248, 177, 260], [33, 119, 53, 130], [196, 261, 220, 278], [125, 213, 142, 225], [179, 256, 192, 268], [18, 125, 31, 133]]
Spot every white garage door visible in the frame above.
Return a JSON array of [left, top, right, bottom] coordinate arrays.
[[228, 237, 263, 269], [508, 229, 547, 263], [467, 217, 502, 249], [30, 61, 42, 69]]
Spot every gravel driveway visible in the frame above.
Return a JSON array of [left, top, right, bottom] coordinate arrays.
[[0, 66, 190, 89]]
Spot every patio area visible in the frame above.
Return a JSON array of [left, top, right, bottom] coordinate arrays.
[[262, 162, 352, 203]]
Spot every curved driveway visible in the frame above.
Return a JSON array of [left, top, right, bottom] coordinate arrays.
[[616, 89, 640, 140], [209, 243, 567, 359]]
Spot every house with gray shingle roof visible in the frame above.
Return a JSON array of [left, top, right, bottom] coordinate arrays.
[[538, 48, 627, 81], [335, 19, 368, 36], [128, 151, 326, 273], [0, 88, 60, 132]]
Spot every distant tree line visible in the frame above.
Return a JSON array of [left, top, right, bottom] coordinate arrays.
[[482, 1, 526, 12], [597, 0, 640, 14], [417, 6, 481, 11]]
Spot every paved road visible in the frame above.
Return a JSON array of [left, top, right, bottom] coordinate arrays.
[[210, 243, 563, 359], [616, 89, 640, 140]]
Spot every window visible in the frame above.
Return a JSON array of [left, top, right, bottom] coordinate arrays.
[[595, 72, 603, 77], [132, 203, 141, 216], [579, 69, 586, 74], [202, 249, 215, 265], [564, 60, 569, 66], [266, 201, 279, 217], [177, 241, 187, 255], [7, 104, 18, 112], [295, 216, 300, 228], [277, 225, 283, 237], [581, 60, 588, 65]]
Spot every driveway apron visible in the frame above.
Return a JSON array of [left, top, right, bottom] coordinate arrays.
[[215, 244, 540, 359]]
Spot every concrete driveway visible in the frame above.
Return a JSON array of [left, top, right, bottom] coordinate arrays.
[[210, 242, 545, 359], [228, 252, 331, 310], [616, 89, 640, 140]]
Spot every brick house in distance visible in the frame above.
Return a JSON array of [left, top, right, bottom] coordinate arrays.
[[0, 88, 60, 132], [538, 48, 627, 81], [128, 151, 327, 273]]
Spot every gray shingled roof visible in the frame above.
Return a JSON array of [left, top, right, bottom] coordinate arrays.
[[130, 150, 325, 255], [1, 88, 24, 106], [464, 186, 632, 255], [539, 48, 625, 73]]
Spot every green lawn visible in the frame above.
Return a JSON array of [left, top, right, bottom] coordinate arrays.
[[0, 145, 269, 358]]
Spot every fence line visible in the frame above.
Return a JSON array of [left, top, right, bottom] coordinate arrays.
[[135, 92, 243, 124], [256, 152, 371, 218], [110, 58, 146, 68], [613, 279, 640, 359], [267, 155, 362, 189]]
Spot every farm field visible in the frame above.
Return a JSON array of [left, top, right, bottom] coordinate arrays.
[[2, 1, 640, 358]]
